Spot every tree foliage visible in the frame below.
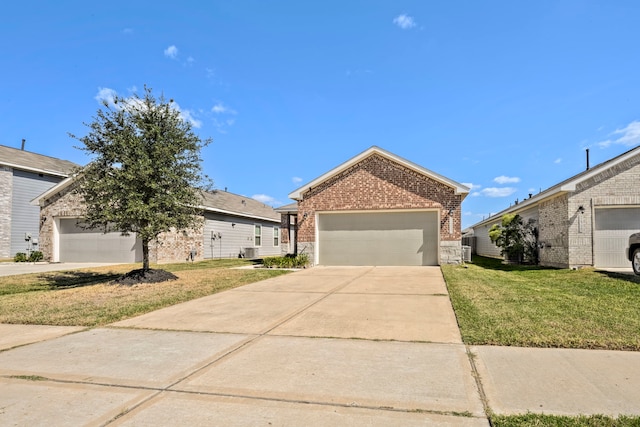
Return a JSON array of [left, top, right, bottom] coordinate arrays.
[[489, 214, 539, 264], [70, 86, 212, 272]]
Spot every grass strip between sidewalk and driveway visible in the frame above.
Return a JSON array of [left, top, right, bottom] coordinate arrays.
[[0, 259, 290, 327], [441, 256, 640, 350], [491, 413, 640, 427]]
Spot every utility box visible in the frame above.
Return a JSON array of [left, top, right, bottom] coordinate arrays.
[[462, 245, 472, 262], [244, 247, 258, 259]]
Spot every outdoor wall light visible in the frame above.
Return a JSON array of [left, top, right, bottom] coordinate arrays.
[[231, 223, 236, 228], [578, 206, 585, 214], [302, 212, 309, 220]]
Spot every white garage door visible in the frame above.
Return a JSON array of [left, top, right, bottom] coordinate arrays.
[[594, 207, 640, 268], [58, 219, 142, 263], [317, 211, 438, 266]]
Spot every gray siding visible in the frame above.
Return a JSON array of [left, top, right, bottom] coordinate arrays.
[[473, 205, 539, 260], [0, 167, 12, 258], [11, 169, 61, 256], [203, 212, 280, 259]]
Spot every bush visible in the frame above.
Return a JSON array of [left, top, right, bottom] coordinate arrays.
[[29, 251, 44, 262], [262, 254, 309, 269], [14, 253, 28, 262]]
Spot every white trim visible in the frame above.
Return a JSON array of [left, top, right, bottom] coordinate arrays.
[[254, 224, 262, 247], [288, 146, 469, 200], [200, 206, 280, 223], [31, 176, 75, 206], [0, 161, 70, 178], [273, 226, 280, 247]]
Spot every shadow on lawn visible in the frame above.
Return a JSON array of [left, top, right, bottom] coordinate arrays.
[[38, 271, 122, 290], [595, 270, 640, 284], [468, 256, 551, 272]]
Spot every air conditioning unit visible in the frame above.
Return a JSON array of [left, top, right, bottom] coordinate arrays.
[[244, 247, 258, 259], [462, 245, 472, 262]]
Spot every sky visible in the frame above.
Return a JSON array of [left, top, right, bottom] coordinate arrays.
[[2, 1, 640, 229]]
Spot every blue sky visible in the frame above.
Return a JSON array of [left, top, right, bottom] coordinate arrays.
[[2, 1, 640, 228]]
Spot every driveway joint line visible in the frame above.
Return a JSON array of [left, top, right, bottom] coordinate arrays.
[[465, 345, 493, 425]]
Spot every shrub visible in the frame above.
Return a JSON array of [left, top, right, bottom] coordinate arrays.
[[29, 251, 44, 262], [14, 253, 28, 262], [262, 254, 309, 268]]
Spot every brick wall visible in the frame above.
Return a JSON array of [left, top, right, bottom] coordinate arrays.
[[296, 153, 464, 264], [538, 194, 569, 268], [0, 167, 12, 258], [150, 223, 203, 264]]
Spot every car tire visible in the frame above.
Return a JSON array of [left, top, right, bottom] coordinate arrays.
[[633, 248, 640, 276]]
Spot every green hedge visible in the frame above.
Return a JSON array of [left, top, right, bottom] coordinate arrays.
[[262, 254, 309, 268]]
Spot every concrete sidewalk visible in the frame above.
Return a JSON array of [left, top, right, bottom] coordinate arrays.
[[0, 262, 119, 277], [0, 266, 639, 425]]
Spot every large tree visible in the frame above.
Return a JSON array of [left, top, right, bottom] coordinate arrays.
[[70, 86, 211, 273]]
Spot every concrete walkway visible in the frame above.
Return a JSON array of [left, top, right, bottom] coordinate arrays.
[[0, 266, 639, 425]]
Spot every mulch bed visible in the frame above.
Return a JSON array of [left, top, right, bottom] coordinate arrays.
[[113, 269, 178, 285]]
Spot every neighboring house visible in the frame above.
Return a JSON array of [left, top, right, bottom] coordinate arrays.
[[471, 145, 640, 269], [32, 180, 281, 263], [277, 146, 469, 266], [0, 144, 78, 259]]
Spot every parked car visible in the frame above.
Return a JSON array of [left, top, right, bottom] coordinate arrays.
[[628, 232, 640, 275]]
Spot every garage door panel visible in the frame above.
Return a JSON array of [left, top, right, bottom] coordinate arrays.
[[594, 208, 640, 268], [59, 219, 142, 263], [318, 212, 438, 266]]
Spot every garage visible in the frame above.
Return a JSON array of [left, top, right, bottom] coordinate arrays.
[[594, 207, 640, 268], [317, 211, 439, 266], [58, 219, 142, 263]]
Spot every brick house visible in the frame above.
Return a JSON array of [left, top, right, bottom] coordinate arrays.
[[33, 179, 281, 263], [470, 145, 640, 269], [0, 144, 77, 259], [277, 146, 469, 266]]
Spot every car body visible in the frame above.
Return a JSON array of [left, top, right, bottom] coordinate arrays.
[[628, 232, 640, 275]]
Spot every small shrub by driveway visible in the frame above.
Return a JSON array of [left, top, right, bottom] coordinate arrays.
[[441, 256, 640, 350], [0, 259, 290, 327]]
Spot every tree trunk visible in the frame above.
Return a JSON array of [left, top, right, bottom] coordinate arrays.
[[142, 238, 150, 271]]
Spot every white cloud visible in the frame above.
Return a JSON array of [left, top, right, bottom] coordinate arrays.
[[252, 194, 280, 206], [164, 45, 178, 59], [122, 28, 133, 35], [393, 14, 416, 29], [95, 87, 118, 106], [212, 102, 237, 115], [292, 176, 303, 184], [480, 187, 517, 198], [493, 175, 520, 184], [554, 158, 562, 164], [461, 182, 481, 190], [187, 56, 195, 64], [597, 120, 640, 148]]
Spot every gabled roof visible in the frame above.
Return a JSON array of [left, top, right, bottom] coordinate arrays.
[[200, 190, 280, 223], [0, 144, 78, 177], [274, 202, 298, 214], [471, 144, 640, 228], [288, 146, 470, 200]]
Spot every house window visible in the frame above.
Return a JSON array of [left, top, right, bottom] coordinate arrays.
[[254, 224, 262, 247], [274, 227, 280, 246]]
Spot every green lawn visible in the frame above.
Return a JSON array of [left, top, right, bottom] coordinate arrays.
[[491, 414, 640, 427], [0, 259, 290, 326], [441, 256, 640, 350]]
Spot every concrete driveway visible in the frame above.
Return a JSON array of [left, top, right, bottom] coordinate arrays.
[[0, 266, 488, 426], [0, 262, 119, 277]]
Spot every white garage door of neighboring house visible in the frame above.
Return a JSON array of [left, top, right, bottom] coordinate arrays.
[[594, 207, 640, 268], [317, 211, 439, 266], [58, 219, 142, 263]]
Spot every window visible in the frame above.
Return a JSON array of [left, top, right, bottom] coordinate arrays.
[[273, 227, 280, 246], [254, 224, 262, 247]]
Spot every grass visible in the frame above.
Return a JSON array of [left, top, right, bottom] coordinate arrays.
[[441, 256, 640, 350], [491, 414, 640, 426], [0, 259, 290, 327]]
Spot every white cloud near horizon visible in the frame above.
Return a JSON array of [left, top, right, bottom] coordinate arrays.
[[212, 102, 237, 115], [292, 176, 303, 184], [493, 175, 520, 184], [252, 194, 280, 206], [597, 120, 640, 148], [94, 87, 202, 128], [393, 14, 416, 29], [554, 158, 562, 164], [479, 187, 517, 198], [164, 45, 178, 59]]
